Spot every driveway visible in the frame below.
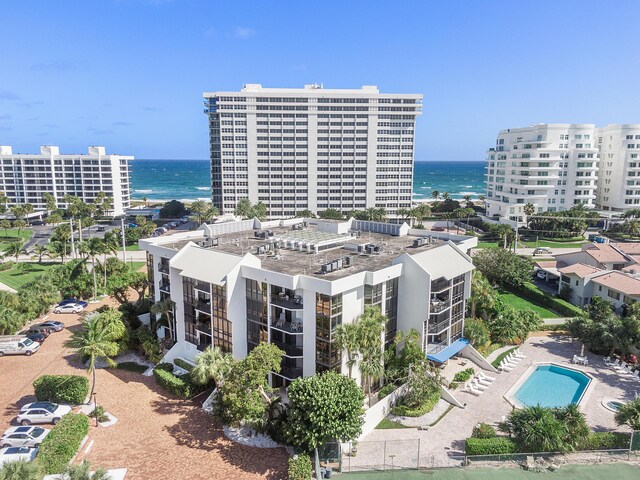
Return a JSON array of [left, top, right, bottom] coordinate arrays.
[[0, 300, 287, 480]]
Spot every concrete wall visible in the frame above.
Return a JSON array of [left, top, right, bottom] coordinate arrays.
[[356, 385, 407, 442]]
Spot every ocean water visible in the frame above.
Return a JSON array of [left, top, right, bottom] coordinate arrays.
[[130, 159, 486, 202]]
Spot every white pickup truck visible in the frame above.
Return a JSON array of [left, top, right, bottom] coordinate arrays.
[[0, 336, 41, 356]]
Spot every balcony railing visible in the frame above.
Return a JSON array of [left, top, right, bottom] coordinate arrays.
[[159, 282, 171, 293], [430, 299, 450, 313], [278, 366, 303, 379], [196, 323, 212, 335], [426, 339, 448, 354], [271, 320, 303, 334], [194, 282, 211, 293], [195, 300, 211, 312], [428, 319, 450, 334], [196, 343, 211, 352], [270, 294, 303, 310], [158, 262, 169, 274], [431, 279, 451, 293], [271, 340, 303, 357]]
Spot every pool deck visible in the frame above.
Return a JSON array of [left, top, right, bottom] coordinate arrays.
[[348, 333, 639, 470]]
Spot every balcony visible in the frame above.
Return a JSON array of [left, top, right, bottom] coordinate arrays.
[[271, 318, 303, 334], [196, 342, 212, 352], [430, 299, 450, 313], [430, 279, 450, 293], [159, 282, 171, 293], [426, 340, 448, 354], [270, 294, 303, 310], [194, 282, 211, 293], [427, 319, 450, 334], [195, 300, 211, 312], [271, 340, 303, 357], [196, 323, 212, 336], [278, 366, 303, 379], [158, 262, 169, 274]]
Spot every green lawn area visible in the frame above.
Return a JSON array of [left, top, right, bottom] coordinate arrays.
[[521, 239, 589, 249], [0, 228, 33, 251], [0, 262, 57, 289], [498, 291, 558, 318], [375, 418, 410, 429], [338, 464, 639, 480], [128, 261, 146, 271], [476, 241, 500, 249], [118, 244, 141, 251]]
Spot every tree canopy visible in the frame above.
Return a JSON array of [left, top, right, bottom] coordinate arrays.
[[473, 248, 533, 288]]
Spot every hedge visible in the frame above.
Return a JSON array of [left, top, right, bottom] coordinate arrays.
[[472, 423, 497, 439], [288, 453, 313, 480], [378, 383, 398, 398], [153, 367, 192, 399], [491, 347, 518, 368], [453, 368, 475, 383], [155, 362, 174, 372], [580, 432, 631, 450], [513, 283, 584, 318], [36, 413, 89, 474], [465, 437, 518, 455], [174, 358, 194, 372], [33, 375, 89, 405], [391, 391, 440, 417]]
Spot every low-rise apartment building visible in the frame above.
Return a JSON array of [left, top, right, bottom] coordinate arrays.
[[141, 218, 476, 387], [0, 145, 132, 216]]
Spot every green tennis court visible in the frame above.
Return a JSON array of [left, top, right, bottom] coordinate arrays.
[[339, 463, 639, 480]]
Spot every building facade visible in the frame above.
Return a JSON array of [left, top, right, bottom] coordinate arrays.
[[595, 124, 640, 212], [485, 124, 599, 223], [141, 218, 476, 387], [0, 145, 132, 216], [203, 84, 422, 218]]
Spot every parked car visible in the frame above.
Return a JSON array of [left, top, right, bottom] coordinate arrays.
[[96, 225, 106, 232], [533, 247, 552, 256], [23, 325, 53, 336], [58, 299, 88, 308], [53, 304, 84, 314], [126, 222, 138, 228], [0, 336, 41, 356], [1, 426, 49, 448], [29, 220, 45, 226], [431, 226, 445, 232], [21, 332, 46, 344], [0, 446, 38, 466], [35, 320, 65, 332], [17, 402, 72, 425], [536, 270, 548, 280]]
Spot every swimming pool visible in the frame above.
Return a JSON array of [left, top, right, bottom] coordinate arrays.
[[510, 364, 592, 408]]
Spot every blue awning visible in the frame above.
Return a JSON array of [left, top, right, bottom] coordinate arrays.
[[427, 338, 469, 363]]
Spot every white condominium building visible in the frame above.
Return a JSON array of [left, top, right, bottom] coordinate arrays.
[[141, 218, 476, 387], [0, 145, 132, 216], [203, 84, 422, 218], [596, 124, 640, 212], [485, 124, 598, 223]]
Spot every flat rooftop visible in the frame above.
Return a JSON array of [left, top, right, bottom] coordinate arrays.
[[158, 223, 459, 279]]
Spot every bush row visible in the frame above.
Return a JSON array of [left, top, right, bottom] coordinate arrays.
[[153, 367, 193, 399], [174, 358, 194, 372], [288, 453, 313, 480], [37, 413, 89, 474], [378, 383, 398, 398], [514, 283, 584, 318], [580, 432, 631, 450], [465, 437, 518, 455], [33, 375, 89, 405], [453, 367, 475, 383], [391, 391, 440, 417]]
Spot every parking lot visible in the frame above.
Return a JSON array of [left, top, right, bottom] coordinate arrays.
[[0, 300, 287, 479]]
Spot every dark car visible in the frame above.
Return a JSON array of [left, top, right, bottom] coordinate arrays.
[[29, 220, 45, 226], [34, 321, 64, 332], [96, 226, 106, 232], [23, 332, 46, 344], [22, 328, 51, 338], [57, 299, 88, 308]]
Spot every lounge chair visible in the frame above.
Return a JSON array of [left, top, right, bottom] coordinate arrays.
[[604, 356, 612, 364], [610, 359, 624, 370], [499, 362, 514, 372], [506, 353, 521, 363], [470, 379, 489, 391], [513, 349, 526, 359], [548, 458, 562, 471], [464, 382, 482, 396], [478, 371, 496, 382], [475, 375, 491, 386], [523, 456, 535, 471]]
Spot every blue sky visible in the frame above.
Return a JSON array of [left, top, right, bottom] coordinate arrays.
[[1, 0, 639, 161]]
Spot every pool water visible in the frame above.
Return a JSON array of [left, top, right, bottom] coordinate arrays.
[[513, 365, 591, 408]]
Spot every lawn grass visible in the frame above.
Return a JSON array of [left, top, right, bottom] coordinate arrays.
[[118, 244, 141, 251], [521, 239, 588, 249], [491, 346, 519, 368], [476, 241, 500, 249], [498, 291, 558, 318], [375, 418, 410, 429], [0, 262, 57, 289], [128, 261, 146, 272], [0, 228, 33, 251]]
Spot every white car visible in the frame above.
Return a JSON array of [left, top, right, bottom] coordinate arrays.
[[0, 446, 38, 466], [1, 426, 49, 448], [17, 402, 72, 425], [536, 270, 547, 280], [53, 303, 83, 314]]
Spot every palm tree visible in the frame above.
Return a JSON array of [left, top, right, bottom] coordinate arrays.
[[463, 194, 473, 208], [357, 306, 387, 397], [31, 244, 49, 263], [441, 192, 450, 201], [234, 198, 254, 218], [412, 204, 431, 226], [101, 232, 119, 290], [253, 201, 268, 220], [202, 206, 220, 223], [12, 219, 26, 236], [523, 203, 536, 227], [0, 459, 43, 480], [57, 460, 110, 480], [4, 241, 22, 262], [65, 312, 125, 399], [190, 346, 234, 387], [0, 219, 11, 237], [334, 322, 361, 379], [150, 298, 175, 338], [46, 212, 63, 227], [430, 190, 440, 200], [85, 237, 105, 300], [189, 200, 208, 224], [469, 271, 497, 319], [624, 219, 640, 238], [615, 398, 640, 430], [396, 208, 411, 225], [142, 196, 148, 207]]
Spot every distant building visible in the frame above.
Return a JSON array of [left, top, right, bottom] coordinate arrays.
[[485, 124, 598, 224], [141, 218, 477, 387], [203, 84, 422, 218], [0, 145, 132, 216], [595, 124, 640, 212]]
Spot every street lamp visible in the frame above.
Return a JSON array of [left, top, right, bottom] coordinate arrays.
[[92, 392, 98, 427]]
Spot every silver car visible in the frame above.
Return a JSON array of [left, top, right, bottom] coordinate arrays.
[[0, 446, 38, 466], [1, 426, 49, 448], [17, 402, 72, 425], [53, 303, 83, 314]]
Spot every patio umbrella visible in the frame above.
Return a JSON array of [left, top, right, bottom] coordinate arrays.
[[580, 343, 585, 357]]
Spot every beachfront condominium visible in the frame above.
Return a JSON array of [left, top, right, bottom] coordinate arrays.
[[0, 145, 132, 216], [595, 124, 640, 212], [485, 124, 598, 224], [141, 218, 476, 387], [203, 84, 422, 218]]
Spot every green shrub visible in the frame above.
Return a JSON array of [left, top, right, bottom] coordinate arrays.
[[580, 432, 630, 450], [378, 383, 398, 398], [514, 283, 583, 317], [465, 437, 518, 455], [491, 347, 518, 368], [472, 423, 497, 439], [0, 261, 14, 272], [33, 375, 89, 405], [153, 367, 192, 399], [453, 367, 475, 383], [288, 453, 313, 480], [113, 361, 148, 373], [37, 413, 89, 474], [391, 391, 440, 417], [174, 358, 194, 372], [155, 362, 174, 372]]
